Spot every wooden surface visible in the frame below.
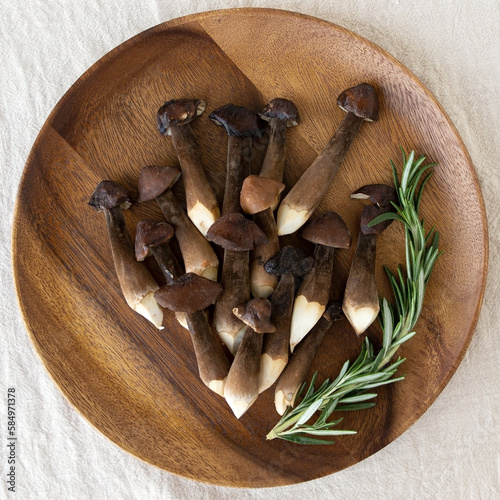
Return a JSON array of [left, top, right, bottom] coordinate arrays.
[[12, 8, 488, 487]]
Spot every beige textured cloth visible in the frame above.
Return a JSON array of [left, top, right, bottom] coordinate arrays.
[[2, 0, 499, 498]]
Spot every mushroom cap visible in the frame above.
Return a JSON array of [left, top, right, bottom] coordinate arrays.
[[240, 175, 286, 215], [208, 103, 266, 138], [135, 220, 175, 261], [232, 298, 276, 334], [264, 245, 314, 277], [154, 273, 222, 313], [137, 166, 181, 202], [156, 99, 206, 135], [360, 204, 394, 236], [351, 184, 397, 208], [300, 212, 351, 249], [88, 180, 131, 211], [206, 213, 268, 251], [323, 301, 344, 322], [259, 98, 299, 127], [337, 83, 379, 122]]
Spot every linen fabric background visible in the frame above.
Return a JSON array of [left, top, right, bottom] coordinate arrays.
[[1, 0, 499, 498]]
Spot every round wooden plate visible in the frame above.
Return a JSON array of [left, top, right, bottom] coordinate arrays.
[[12, 8, 487, 487]]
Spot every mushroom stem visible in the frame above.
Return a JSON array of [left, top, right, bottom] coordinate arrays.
[[289, 244, 334, 351], [222, 135, 251, 215], [149, 245, 183, 285], [274, 316, 333, 415], [342, 232, 379, 335], [104, 207, 164, 329], [260, 118, 287, 185], [224, 325, 264, 418], [213, 135, 252, 351], [250, 208, 279, 298], [246, 99, 299, 295], [169, 125, 220, 234], [342, 184, 396, 335], [156, 190, 219, 281], [224, 297, 275, 417], [214, 249, 250, 354], [149, 245, 188, 329], [186, 310, 231, 396], [259, 273, 294, 393], [277, 112, 362, 235]]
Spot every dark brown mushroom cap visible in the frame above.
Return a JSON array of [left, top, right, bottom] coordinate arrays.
[[137, 166, 181, 202], [154, 273, 222, 313], [337, 83, 379, 122], [232, 298, 276, 334], [135, 220, 175, 261], [208, 104, 266, 138], [240, 175, 286, 214], [360, 204, 394, 236], [323, 301, 344, 322], [259, 98, 299, 127], [300, 212, 351, 249], [351, 184, 397, 208], [264, 245, 314, 277], [206, 213, 268, 251], [88, 180, 131, 211], [156, 99, 206, 135]]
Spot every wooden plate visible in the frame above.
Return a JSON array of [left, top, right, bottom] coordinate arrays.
[[12, 8, 487, 487]]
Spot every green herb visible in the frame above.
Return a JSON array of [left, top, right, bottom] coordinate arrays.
[[266, 149, 442, 444]]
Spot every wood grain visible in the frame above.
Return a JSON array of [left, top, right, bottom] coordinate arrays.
[[12, 8, 488, 487]]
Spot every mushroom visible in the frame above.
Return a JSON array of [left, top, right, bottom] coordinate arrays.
[[224, 298, 275, 418], [156, 99, 220, 236], [240, 175, 285, 298], [206, 104, 267, 353], [238, 98, 299, 298], [206, 213, 268, 354], [276, 83, 379, 235], [88, 181, 164, 329], [138, 165, 219, 281], [274, 302, 343, 415], [258, 246, 314, 393], [135, 220, 187, 328], [342, 184, 397, 335], [134, 220, 182, 284], [154, 273, 230, 396], [289, 212, 351, 351]]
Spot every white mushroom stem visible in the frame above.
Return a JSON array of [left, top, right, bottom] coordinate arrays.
[[277, 112, 363, 235], [105, 206, 163, 329], [342, 232, 380, 335], [289, 245, 334, 351], [156, 190, 218, 281], [169, 124, 220, 236], [259, 273, 294, 393], [224, 326, 264, 418], [213, 249, 249, 354]]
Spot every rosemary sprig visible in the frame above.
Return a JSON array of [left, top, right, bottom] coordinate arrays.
[[266, 149, 442, 444]]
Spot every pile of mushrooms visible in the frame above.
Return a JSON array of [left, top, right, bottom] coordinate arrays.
[[88, 85, 397, 419]]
